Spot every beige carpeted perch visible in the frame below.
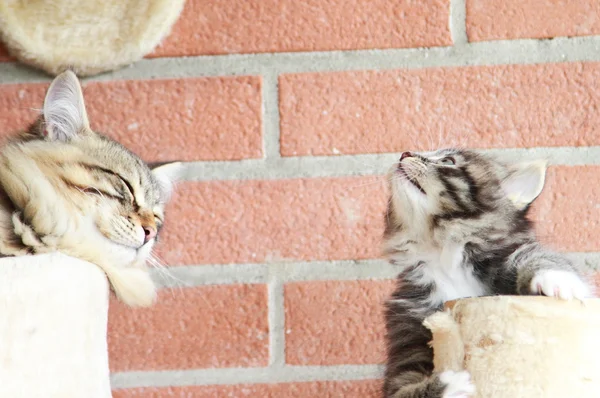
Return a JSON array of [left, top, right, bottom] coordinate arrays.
[[424, 296, 600, 398], [0, 0, 185, 77], [0, 253, 112, 398]]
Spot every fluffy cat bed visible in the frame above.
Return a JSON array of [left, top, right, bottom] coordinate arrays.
[[0, 253, 111, 398], [0, 0, 185, 76], [424, 296, 600, 398]]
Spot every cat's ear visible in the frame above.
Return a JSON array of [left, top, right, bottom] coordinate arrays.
[[42, 70, 90, 141], [151, 162, 184, 203], [501, 160, 547, 210]]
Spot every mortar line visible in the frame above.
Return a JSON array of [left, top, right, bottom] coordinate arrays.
[[152, 260, 397, 289], [171, 146, 600, 182], [449, 0, 468, 46], [110, 364, 384, 389], [262, 73, 282, 159], [2, 36, 600, 84], [267, 264, 286, 367], [153, 253, 600, 289]]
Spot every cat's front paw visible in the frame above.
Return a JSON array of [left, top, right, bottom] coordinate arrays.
[[529, 270, 590, 300], [439, 370, 475, 398]]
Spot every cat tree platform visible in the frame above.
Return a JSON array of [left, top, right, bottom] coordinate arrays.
[[424, 295, 600, 398], [0, 253, 112, 398]]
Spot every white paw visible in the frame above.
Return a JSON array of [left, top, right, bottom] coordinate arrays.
[[529, 270, 590, 300], [440, 370, 475, 398]]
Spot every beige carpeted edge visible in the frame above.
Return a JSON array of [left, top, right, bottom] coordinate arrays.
[[0, 253, 111, 398], [0, 0, 185, 77], [425, 296, 600, 398]]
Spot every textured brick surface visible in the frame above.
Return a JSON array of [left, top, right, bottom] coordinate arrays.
[[150, 0, 451, 57], [157, 177, 387, 265], [0, 77, 262, 161], [467, 0, 600, 41], [533, 166, 600, 252], [0, 83, 46, 138], [279, 62, 600, 156], [85, 77, 262, 162], [108, 285, 268, 371], [285, 280, 395, 365], [113, 380, 381, 397]]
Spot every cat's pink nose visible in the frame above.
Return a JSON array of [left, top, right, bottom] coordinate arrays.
[[143, 226, 157, 243], [400, 151, 413, 161]]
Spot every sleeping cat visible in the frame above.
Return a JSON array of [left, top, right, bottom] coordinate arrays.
[[0, 70, 178, 307], [382, 149, 594, 398]]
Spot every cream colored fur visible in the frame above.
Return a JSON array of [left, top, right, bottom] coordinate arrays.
[[0, 0, 185, 76], [424, 296, 600, 398], [0, 70, 180, 307]]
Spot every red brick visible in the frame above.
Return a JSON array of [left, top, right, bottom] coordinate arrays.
[[113, 380, 381, 398], [156, 177, 387, 266], [86, 77, 262, 161], [150, 0, 450, 57], [0, 76, 263, 161], [533, 166, 600, 252], [467, 0, 600, 41], [285, 280, 395, 365], [0, 83, 46, 138], [108, 285, 268, 371], [594, 272, 600, 289], [279, 62, 600, 156]]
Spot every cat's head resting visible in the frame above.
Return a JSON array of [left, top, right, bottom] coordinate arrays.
[[384, 148, 546, 254], [1, 70, 181, 306]]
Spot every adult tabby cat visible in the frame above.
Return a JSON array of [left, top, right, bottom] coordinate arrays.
[[0, 70, 178, 307], [383, 149, 594, 398]]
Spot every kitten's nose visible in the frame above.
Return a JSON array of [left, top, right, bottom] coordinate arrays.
[[400, 151, 413, 161], [143, 225, 157, 243]]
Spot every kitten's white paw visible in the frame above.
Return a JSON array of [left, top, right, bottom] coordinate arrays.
[[440, 370, 475, 398], [529, 270, 590, 300]]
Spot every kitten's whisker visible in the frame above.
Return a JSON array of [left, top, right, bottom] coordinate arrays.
[[335, 177, 386, 193], [147, 254, 187, 290]]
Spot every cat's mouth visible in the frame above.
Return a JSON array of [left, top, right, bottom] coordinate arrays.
[[397, 164, 426, 195]]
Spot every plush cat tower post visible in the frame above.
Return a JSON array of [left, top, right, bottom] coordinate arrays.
[[424, 296, 600, 398], [0, 253, 112, 398]]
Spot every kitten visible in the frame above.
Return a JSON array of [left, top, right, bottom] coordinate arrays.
[[382, 149, 594, 398], [0, 70, 179, 307]]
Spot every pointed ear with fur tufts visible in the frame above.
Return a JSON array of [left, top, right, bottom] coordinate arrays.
[[151, 162, 185, 204], [501, 160, 548, 210], [42, 70, 90, 141]]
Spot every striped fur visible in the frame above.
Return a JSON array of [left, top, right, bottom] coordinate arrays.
[[382, 149, 594, 398], [0, 71, 179, 307]]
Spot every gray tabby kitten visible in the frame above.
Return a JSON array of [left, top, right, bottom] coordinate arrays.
[[382, 149, 594, 398], [0, 70, 179, 307]]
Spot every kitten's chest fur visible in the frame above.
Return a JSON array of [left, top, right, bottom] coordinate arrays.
[[393, 240, 491, 306]]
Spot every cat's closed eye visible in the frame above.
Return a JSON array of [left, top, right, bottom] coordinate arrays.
[[117, 175, 135, 199]]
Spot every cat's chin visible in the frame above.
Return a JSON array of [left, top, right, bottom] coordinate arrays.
[[106, 240, 155, 270], [390, 183, 430, 216], [134, 240, 155, 265], [103, 264, 156, 307], [96, 240, 158, 307]]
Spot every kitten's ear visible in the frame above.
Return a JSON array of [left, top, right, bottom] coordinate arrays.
[[152, 162, 184, 203], [501, 160, 547, 210], [42, 70, 90, 141]]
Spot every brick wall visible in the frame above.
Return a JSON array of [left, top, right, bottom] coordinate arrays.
[[1, 0, 600, 396]]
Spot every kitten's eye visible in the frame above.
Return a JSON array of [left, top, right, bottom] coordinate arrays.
[[439, 157, 456, 166], [118, 176, 135, 198]]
